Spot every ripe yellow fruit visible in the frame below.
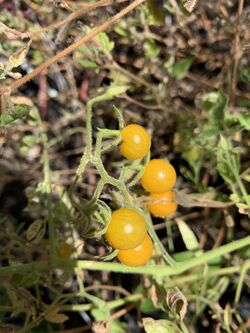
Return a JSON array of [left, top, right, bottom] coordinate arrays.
[[147, 191, 177, 217], [141, 159, 177, 193], [119, 124, 151, 160], [117, 234, 153, 266]]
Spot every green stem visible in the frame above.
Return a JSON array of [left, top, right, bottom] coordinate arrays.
[[145, 211, 176, 267], [36, 109, 54, 260], [226, 146, 250, 208], [164, 266, 241, 287], [59, 294, 142, 312], [234, 260, 250, 305], [1, 236, 248, 277]]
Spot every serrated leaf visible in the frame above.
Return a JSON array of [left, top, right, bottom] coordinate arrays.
[[176, 218, 199, 250], [143, 317, 181, 333], [168, 57, 194, 80], [6, 40, 32, 71]]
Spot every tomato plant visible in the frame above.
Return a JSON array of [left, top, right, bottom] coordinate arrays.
[[117, 234, 153, 266], [105, 208, 147, 250]]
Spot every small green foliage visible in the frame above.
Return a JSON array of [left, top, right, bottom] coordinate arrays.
[[202, 90, 228, 127], [0, 104, 31, 128], [217, 136, 240, 185], [239, 67, 250, 83], [91, 308, 110, 321], [168, 57, 194, 80], [78, 59, 100, 73], [143, 318, 182, 333], [26, 219, 45, 243], [97, 32, 114, 52], [144, 39, 160, 58], [176, 219, 199, 251], [232, 112, 250, 130]]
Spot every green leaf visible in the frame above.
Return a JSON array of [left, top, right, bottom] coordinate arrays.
[[78, 59, 99, 73], [22, 135, 37, 148], [143, 318, 182, 333], [216, 136, 240, 184], [110, 320, 127, 333], [176, 219, 199, 251], [26, 219, 45, 243], [97, 32, 114, 52], [234, 113, 250, 130], [0, 104, 31, 128], [144, 39, 160, 58], [168, 57, 194, 80], [140, 298, 157, 314], [239, 67, 250, 83], [114, 26, 129, 37], [91, 308, 110, 321], [201, 91, 228, 126], [106, 85, 129, 98]]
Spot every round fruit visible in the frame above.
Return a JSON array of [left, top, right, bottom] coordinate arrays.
[[147, 191, 177, 217], [56, 242, 73, 260], [119, 124, 151, 160], [141, 159, 176, 193], [105, 208, 147, 250], [117, 234, 153, 266]]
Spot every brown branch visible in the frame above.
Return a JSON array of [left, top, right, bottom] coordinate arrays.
[[1, 0, 146, 96]]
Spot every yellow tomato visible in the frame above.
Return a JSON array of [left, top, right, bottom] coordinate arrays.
[[141, 159, 177, 193], [117, 234, 153, 266], [119, 124, 151, 160], [105, 208, 147, 250], [147, 191, 177, 217]]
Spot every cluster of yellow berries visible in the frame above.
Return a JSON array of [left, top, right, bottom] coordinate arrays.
[[104, 124, 178, 266]]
